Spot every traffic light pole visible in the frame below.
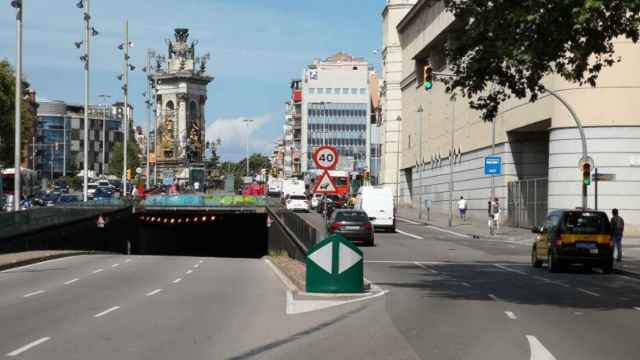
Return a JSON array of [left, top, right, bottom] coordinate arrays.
[[543, 87, 589, 210]]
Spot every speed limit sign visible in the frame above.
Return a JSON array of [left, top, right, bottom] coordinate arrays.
[[313, 145, 339, 170]]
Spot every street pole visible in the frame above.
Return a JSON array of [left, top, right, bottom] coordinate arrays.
[[243, 118, 253, 177], [543, 87, 589, 210], [395, 115, 402, 207], [98, 94, 110, 176], [417, 105, 423, 221], [490, 116, 496, 201], [13, 0, 23, 210], [448, 96, 455, 228], [122, 19, 129, 195], [81, 0, 91, 202], [63, 118, 67, 176]]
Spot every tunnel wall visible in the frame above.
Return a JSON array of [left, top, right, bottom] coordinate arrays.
[[0, 207, 135, 254]]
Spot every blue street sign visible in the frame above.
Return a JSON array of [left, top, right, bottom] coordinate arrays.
[[484, 156, 502, 176]]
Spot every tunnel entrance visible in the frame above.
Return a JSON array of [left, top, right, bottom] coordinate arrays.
[[136, 212, 268, 258]]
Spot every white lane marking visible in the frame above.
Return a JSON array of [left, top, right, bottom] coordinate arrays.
[[64, 278, 79, 285], [173, 278, 182, 283], [94, 306, 120, 318], [286, 289, 389, 315], [92, 268, 104, 274], [505, 311, 517, 320], [6, 337, 51, 357], [461, 282, 472, 287], [426, 225, 471, 238], [124, 259, 132, 263], [494, 264, 527, 275], [396, 230, 423, 240], [193, 264, 200, 268], [414, 262, 438, 274], [112, 263, 120, 268], [633, 307, 640, 311], [488, 294, 500, 301], [146, 289, 163, 296], [397, 217, 420, 225], [23, 290, 45, 298], [186, 269, 193, 274], [526, 335, 557, 360], [577, 288, 600, 297], [198, 260, 204, 264]]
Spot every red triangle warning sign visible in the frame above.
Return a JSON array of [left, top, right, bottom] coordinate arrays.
[[312, 171, 338, 193]]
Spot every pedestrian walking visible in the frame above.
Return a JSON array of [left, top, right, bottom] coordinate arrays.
[[488, 197, 501, 235], [611, 208, 625, 262], [457, 196, 468, 222]]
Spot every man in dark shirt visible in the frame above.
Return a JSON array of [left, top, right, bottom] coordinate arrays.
[[611, 208, 625, 262]]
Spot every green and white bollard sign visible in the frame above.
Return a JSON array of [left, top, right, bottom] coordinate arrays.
[[306, 234, 364, 293]]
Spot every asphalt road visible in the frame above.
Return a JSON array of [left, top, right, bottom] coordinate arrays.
[[3, 212, 640, 359]]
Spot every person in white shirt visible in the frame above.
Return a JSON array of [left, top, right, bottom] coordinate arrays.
[[457, 196, 468, 222]]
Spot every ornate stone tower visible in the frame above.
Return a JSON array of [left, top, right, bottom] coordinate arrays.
[[151, 28, 213, 186]]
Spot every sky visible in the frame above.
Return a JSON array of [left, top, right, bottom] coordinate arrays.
[[0, 0, 383, 161]]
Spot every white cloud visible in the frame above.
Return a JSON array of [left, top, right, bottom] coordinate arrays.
[[205, 114, 274, 161]]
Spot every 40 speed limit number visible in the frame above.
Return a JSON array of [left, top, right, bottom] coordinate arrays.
[[313, 146, 339, 170]]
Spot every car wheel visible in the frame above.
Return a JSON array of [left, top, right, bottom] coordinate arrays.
[[531, 245, 542, 268], [547, 251, 561, 273]]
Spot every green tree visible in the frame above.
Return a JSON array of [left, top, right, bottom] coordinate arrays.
[[108, 140, 140, 178], [0, 60, 34, 167], [238, 153, 271, 176], [442, 0, 640, 121]]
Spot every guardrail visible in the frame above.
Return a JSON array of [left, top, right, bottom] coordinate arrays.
[[266, 203, 319, 262]]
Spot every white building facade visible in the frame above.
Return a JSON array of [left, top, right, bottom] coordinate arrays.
[[301, 53, 372, 174]]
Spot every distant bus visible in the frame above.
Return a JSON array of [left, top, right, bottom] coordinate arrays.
[[1, 168, 40, 197]]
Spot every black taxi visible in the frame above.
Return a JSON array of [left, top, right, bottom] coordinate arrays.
[[531, 210, 613, 273]]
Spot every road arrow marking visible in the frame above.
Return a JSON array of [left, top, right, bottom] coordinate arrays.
[[338, 242, 362, 274], [526, 335, 557, 360], [308, 242, 333, 274]]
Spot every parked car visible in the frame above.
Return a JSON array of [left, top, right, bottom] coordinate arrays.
[[355, 186, 396, 232], [531, 210, 613, 273], [327, 209, 374, 246], [285, 194, 310, 212]]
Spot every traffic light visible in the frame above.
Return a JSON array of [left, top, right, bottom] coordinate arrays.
[[127, 169, 132, 180], [423, 65, 433, 91], [582, 163, 591, 186]]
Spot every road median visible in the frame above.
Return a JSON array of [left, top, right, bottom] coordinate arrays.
[[0, 250, 94, 271]]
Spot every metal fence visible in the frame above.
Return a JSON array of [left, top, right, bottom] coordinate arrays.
[[507, 178, 548, 229], [266, 204, 319, 262]]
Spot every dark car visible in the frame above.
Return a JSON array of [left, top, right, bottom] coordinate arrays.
[[327, 209, 374, 246], [94, 187, 113, 200], [43, 192, 62, 207], [531, 210, 613, 273], [59, 194, 81, 204]]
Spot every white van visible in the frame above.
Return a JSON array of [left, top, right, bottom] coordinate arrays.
[[281, 178, 306, 200], [356, 186, 395, 232], [267, 177, 283, 197]]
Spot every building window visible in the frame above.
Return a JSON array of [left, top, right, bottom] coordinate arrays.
[[317, 88, 324, 94], [309, 88, 316, 94], [334, 88, 341, 95], [343, 88, 349, 94], [408, 135, 412, 149], [326, 88, 332, 94], [360, 88, 366, 95], [351, 88, 357, 95]]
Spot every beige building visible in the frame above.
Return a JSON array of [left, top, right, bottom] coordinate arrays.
[[380, 0, 417, 198], [391, 0, 640, 234]]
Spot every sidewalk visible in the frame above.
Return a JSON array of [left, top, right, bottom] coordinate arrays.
[[397, 206, 640, 276], [0, 250, 91, 271]]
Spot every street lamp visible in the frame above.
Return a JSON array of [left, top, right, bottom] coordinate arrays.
[[243, 118, 254, 177], [75, 0, 99, 201], [10, 0, 23, 210], [117, 20, 133, 195], [142, 49, 156, 188]]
